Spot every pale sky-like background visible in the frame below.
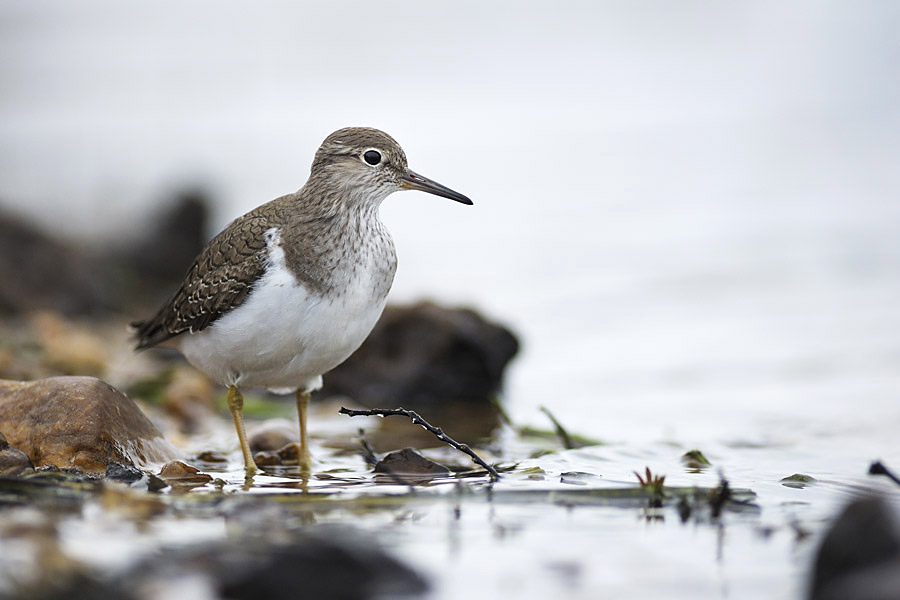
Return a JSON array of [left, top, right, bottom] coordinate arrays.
[[2, 1, 899, 446]]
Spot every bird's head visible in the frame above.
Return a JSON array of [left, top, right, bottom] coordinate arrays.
[[310, 127, 473, 208]]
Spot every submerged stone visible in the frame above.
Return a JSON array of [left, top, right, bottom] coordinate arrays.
[[781, 473, 818, 489], [682, 449, 712, 470], [0, 376, 180, 473], [560, 471, 603, 486], [374, 448, 451, 477]]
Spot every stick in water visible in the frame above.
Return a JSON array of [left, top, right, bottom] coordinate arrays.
[[339, 407, 500, 481]]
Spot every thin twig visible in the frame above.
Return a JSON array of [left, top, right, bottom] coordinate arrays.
[[339, 407, 501, 481], [869, 461, 900, 488]]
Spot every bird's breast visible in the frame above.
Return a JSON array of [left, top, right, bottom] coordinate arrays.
[[177, 223, 397, 391]]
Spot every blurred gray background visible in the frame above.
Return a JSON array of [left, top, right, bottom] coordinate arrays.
[[2, 1, 899, 445]]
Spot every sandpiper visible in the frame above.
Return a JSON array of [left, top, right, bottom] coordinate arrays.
[[133, 127, 472, 474]]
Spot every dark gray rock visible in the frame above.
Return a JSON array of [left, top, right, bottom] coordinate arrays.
[[0, 210, 108, 315], [11, 526, 428, 600], [809, 495, 900, 600], [105, 461, 144, 483], [321, 301, 518, 408], [0, 191, 210, 316], [374, 447, 451, 477]]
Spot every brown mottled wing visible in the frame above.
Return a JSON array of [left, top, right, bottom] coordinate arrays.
[[132, 216, 271, 349]]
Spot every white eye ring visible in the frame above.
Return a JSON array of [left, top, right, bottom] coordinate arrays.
[[362, 149, 382, 166]]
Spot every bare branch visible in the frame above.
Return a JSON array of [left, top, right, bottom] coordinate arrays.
[[339, 407, 500, 481]]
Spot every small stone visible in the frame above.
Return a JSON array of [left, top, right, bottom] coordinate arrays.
[[249, 421, 297, 453], [147, 473, 169, 492], [252, 442, 303, 467], [681, 449, 711, 470], [253, 451, 283, 466], [0, 431, 34, 477], [780, 473, 817, 489], [276, 443, 300, 463], [157, 460, 212, 487], [560, 471, 602, 486], [106, 461, 144, 483], [195, 450, 229, 463], [374, 448, 451, 477], [0, 376, 180, 473]]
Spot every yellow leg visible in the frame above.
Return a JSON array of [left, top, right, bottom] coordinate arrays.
[[227, 385, 258, 474], [296, 390, 313, 472]]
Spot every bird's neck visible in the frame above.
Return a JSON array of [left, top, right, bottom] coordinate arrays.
[[275, 180, 395, 297]]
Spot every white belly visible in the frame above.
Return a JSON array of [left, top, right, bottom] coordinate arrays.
[[178, 229, 392, 394]]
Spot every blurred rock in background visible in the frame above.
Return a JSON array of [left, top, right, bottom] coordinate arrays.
[[0, 188, 210, 318], [321, 301, 519, 409]]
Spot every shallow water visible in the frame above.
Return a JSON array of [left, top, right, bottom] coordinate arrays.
[[2, 3, 900, 598]]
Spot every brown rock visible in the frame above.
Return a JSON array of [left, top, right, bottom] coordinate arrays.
[[249, 420, 298, 453], [320, 302, 518, 408], [253, 450, 283, 466], [195, 450, 228, 464], [253, 442, 301, 467], [0, 376, 180, 473], [0, 430, 35, 477], [158, 460, 212, 488]]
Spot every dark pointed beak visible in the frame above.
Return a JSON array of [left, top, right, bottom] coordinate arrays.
[[401, 170, 473, 205]]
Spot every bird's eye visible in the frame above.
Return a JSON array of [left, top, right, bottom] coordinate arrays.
[[362, 150, 382, 166]]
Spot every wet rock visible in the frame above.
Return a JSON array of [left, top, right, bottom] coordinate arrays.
[[374, 448, 451, 477], [194, 450, 228, 464], [253, 450, 283, 466], [105, 461, 144, 483], [0, 430, 35, 477], [0, 376, 180, 473], [782, 473, 817, 489], [560, 471, 603, 486], [809, 495, 900, 600], [681, 449, 711, 470], [157, 460, 212, 489], [321, 301, 518, 408], [253, 442, 300, 467], [146, 472, 169, 493]]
